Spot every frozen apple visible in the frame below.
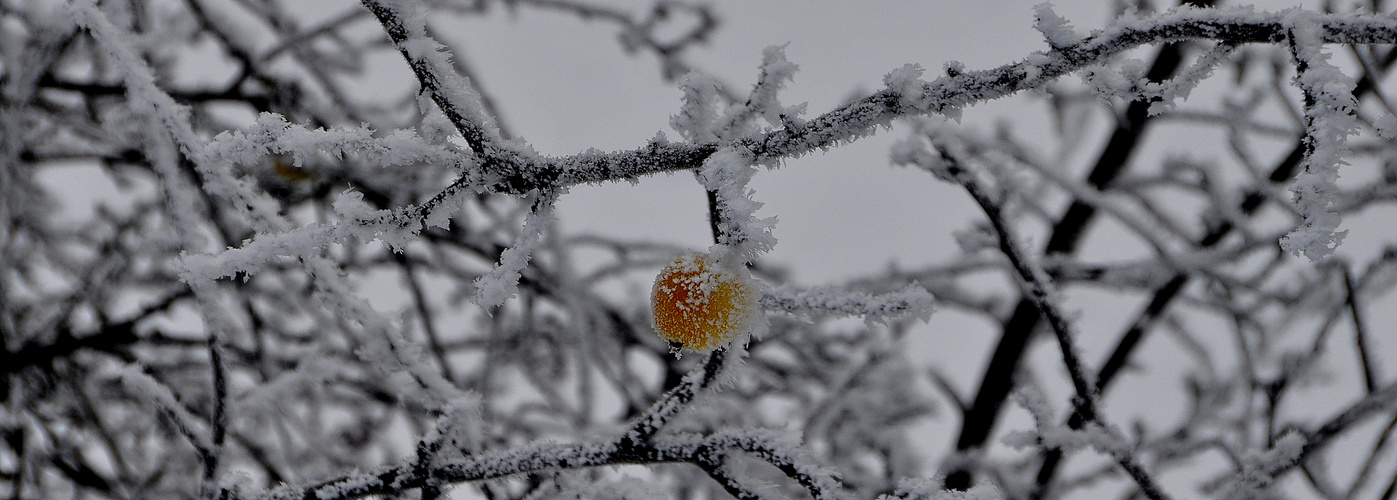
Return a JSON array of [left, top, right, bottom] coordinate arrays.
[[651, 252, 759, 352]]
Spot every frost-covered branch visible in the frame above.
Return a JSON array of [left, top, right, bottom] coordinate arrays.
[[699, 147, 775, 263], [157, 4, 1397, 276], [360, 0, 505, 158], [760, 284, 935, 325], [1279, 10, 1358, 260], [625, 347, 730, 443], [347, 5, 1397, 200], [250, 426, 842, 500], [1212, 381, 1397, 497], [472, 188, 558, 307]]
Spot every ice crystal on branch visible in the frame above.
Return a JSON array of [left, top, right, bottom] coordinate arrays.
[[671, 72, 725, 144], [749, 45, 805, 128], [473, 189, 559, 307], [760, 284, 935, 325], [1034, 4, 1082, 49], [1279, 9, 1357, 261], [699, 147, 776, 263]]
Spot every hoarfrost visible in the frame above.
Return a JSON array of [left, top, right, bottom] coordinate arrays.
[[1033, 3, 1082, 49], [1001, 388, 1130, 458], [180, 225, 335, 282], [424, 188, 469, 229], [200, 113, 472, 172], [1279, 9, 1357, 261], [885, 64, 933, 113], [671, 72, 724, 144], [74, 1, 289, 234], [333, 190, 423, 251], [474, 189, 559, 307], [1147, 43, 1236, 115], [760, 284, 935, 325], [1217, 432, 1306, 500], [885, 477, 1002, 500], [378, 0, 504, 149], [699, 147, 776, 264], [746, 44, 805, 129], [673, 44, 808, 148], [35, 2, 1397, 499]]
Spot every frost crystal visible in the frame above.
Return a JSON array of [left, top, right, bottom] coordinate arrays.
[[699, 147, 776, 263], [474, 189, 558, 307], [1279, 9, 1356, 261], [885, 63, 931, 112], [671, 72, 724, 143], [748, 44, 804, 128], [383, 0, 503, 147], [332, 190, 423, 251], [760, 284, 935, 325], [1033, 3, 1082, 49]]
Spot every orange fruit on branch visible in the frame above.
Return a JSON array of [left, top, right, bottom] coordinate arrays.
[[651, 252, 759, 352]]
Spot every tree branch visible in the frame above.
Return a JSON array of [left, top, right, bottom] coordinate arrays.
[[250, 428, 840, 500], [365, 5, 1397, 200], [939, 147, 1172, 500]]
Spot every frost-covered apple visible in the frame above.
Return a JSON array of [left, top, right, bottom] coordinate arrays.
[[651, 252, 759, 352]]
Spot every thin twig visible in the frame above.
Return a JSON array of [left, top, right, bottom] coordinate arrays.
[[397, 254, 457, 383], [1342, 267, 1379, 393], [940, 148, 1098, 423], [625, 347, 729, 443], [692, 448, 765, 500], [250, 428, 841, 500], [936, 146, 1172, 500], [204, 334, 229, 498], [1345, 411, 1397, 497]]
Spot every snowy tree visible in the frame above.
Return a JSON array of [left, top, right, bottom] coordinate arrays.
[[4, 0, 1397, 499]]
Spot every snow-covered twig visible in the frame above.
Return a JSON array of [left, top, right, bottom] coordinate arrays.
[[624, 347, 729, 443], [360, 0, 504, 159], [709, 429, 845, 500], [250, 422, 843, 500], [170, 4, 1397, 271], [1279, 10, 1358, 260], [940, 151, 1097, 420], [760, 284, 935, 325], [73, 0, 288, 233], [200, 113, 473, 174], [473, 189, 559, 307], [345, 5, 1397, 200], [699, 147, 775, 263]]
